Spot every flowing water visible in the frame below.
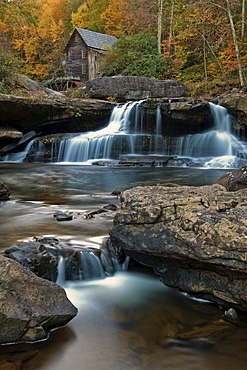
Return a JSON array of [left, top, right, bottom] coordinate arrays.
[[1, 164, 247, 369], [3, 102, 247, 168]]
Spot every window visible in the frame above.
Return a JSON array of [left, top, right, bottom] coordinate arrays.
[[82, 64, 86, 75], [68, 50, 72, 61], [81, 49, 86, 59]]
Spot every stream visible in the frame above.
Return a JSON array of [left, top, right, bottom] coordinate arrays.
[[1, 163, 247, 369]]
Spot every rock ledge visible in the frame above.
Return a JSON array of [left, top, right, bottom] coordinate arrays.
[[110, 184, 247, 310]]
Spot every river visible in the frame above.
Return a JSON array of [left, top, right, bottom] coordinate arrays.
[[1, 163, 247, 370]]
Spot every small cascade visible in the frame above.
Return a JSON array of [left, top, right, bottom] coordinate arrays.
[[56, 247, 130, 285], [2, 139, 35, 162], [79, 251, 106, 280]]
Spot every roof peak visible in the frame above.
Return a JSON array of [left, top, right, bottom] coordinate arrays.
[[74, 28, 117, 51]]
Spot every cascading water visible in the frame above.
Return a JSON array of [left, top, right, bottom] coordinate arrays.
[[168, 103, 245, 158], [2, 100, 247, 168], [56, 101, 247, 167], [56, 247, 130, 284], [57, 100, 151, 163]]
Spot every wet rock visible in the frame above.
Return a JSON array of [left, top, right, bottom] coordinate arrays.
[[0, 126, 23, 143], [111, 189, 121, 196], [103, 203, 118, 211], [0, 93, 115, 140], [53, 212, 73, 221], [0, 255, 77, 344], [5, 239, 59, 281], [53, 209, 114, 221], [223, 308, 239, 323], [215, 164, 247, 191], [109, 184, 247, 310], [0, 180, 10, 200]]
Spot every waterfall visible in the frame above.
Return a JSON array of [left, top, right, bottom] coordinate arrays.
[[170, 103, 241, 158], [57, 100, 165, 163], [2, 100, 247, 168]]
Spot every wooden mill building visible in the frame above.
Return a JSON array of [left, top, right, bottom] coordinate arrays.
[[64, 28, 117, 83]]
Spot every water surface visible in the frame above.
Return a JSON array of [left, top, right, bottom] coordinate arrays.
[[1, 163, 247, 370]]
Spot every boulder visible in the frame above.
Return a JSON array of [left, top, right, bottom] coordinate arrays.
[[85, 76, 188, 100], [5, 239, 59, 282], [214, 164, 247, 191], [110, 184, 247, 310], [0, 180, 10, 200], [0, 255, 77, 344]]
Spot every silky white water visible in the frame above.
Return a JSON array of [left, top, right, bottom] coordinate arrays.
[[2, 101, 247, 168], [51, 102, 247, 167]]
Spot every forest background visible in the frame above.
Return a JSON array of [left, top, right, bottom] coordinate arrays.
[[0, 0, 246, 96]]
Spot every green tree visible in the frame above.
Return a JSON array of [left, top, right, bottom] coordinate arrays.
[[100, 32, 169, 79], [0, 51, 24, 93]]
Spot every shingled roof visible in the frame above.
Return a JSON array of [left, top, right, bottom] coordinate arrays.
[[75, 28, 117, 51]]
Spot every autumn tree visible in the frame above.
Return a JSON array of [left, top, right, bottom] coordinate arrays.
[[101, 0, 157, 37], [71, 0, 109, 33], [2, 0, 67, 80], [185, 0, 246, 87]]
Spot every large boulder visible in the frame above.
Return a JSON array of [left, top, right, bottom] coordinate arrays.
[[215, 164, 247, 191], [0, 255, 77, 344], [110, 184, 247, 310], [85, 76, 188, 101]]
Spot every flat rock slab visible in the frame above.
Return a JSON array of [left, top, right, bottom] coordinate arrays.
[[0, 255, 77, 344], [110, 184, 247, 310]]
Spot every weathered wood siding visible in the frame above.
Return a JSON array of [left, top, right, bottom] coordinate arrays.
[[88, 49, 101, 80], [65, 30, 102, 82]]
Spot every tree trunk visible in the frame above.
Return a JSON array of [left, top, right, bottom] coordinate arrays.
[[241, 0, 245, 37], [157, 0, 163, 54], [225, 0, 244, 87], [168, 0, 175, 56]]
